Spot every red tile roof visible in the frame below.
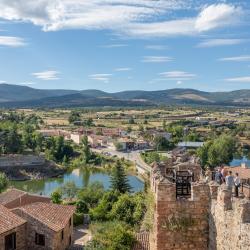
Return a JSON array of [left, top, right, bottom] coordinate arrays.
[[0, 204, 26, 234], [0, 188, 51, 209], [0, 188, 26, 206], [16, 202, 75, 232]]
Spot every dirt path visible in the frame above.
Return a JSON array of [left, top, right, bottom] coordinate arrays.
[[72, 225, 92, 248]]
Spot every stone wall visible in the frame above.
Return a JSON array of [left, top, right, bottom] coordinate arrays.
[[13, 209, 73, 250], [150, 179, 210, 250], [209, 184, 250, 250], [53, 217, 73, 250], [0, 224, 26, 250]]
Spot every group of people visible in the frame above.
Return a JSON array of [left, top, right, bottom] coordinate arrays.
[[215, 167, 241, 197]]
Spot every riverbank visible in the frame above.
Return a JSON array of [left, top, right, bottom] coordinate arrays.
[[0, 154, 65, 181]]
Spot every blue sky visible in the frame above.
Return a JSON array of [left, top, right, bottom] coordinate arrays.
[[0, 0, 249, 92]]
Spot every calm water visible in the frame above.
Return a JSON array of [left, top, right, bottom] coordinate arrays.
[[230, 157, 250, 167], [10, 168, 144, 196]]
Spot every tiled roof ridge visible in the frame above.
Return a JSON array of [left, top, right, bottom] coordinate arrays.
[[17, 202, 75, 232]]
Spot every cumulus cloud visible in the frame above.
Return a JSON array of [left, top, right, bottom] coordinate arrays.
[[0, 1, 246, 38], [195, 4, 242, 32], [0, 36, 26, 47], [32, 70, 60, 80], [142, 56, 173, 63]]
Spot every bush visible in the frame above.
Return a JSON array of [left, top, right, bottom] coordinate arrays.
[[89, 221, 135, 250], [73, 212, 83, 226]]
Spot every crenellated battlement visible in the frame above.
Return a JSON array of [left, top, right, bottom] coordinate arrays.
[[150, 158, 210, 250], [150, 157, 250, 250]]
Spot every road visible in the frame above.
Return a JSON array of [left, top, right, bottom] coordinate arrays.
[[91, 147, 151, 173]]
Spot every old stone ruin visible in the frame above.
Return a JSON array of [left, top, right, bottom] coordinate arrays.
[[150, 153, 250, 250]]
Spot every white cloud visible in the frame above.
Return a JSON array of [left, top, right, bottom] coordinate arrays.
[[177, 80, 182, 85], [32, 70, 60, 80], [0, 1, 245, 38], [125, 18, 196, 38], [114, 68, 132, 72], [225, 76, 250, 83], [219, 55, 250, 62], [101, 44, 128, 48], [89, 73, 112, 83], [195, 4, 242, 32], [159, 71, 196, 80], [145, 45, 168, 50], [0, 36, 26, 47], [197, 39, 247, 48], [142, 56, 173, 63], [19, 82, 36, 85], [0, 80, 7, 84]]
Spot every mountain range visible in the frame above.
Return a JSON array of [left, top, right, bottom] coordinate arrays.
[[0, 84, 250, 108]]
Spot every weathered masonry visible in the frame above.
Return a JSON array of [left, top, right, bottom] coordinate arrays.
[[149, 153, 250, 250]]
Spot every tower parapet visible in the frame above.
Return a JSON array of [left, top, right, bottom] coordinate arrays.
[[150, 157, 210, 250]]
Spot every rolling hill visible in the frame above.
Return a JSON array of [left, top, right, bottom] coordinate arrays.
[[0, 84, 250, 108]]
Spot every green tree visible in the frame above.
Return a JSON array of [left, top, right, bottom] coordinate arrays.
[[90, 191, 119, 221], [82, 136, 91, 164], [110, 162, 131, 193], [68, 111, 81, 123], [154, 135, 170, 151], [77, 182, 105, 208], [59, 181, 78, 199], [197, 135, 236, 169], [0, 172, 8, 193], [76, 200, 89, 213], [114, 142, 124, 151], [51, 190, 62, 204], [109, 193, 145, 226]]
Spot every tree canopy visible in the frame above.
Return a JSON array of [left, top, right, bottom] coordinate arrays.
[[197, 134, 236, 169], [110, 162, 131, 194]]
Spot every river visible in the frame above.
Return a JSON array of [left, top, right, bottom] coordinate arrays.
[[10, 167, 144, 196]]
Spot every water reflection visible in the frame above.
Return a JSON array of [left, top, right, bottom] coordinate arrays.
[[10, 167, 144, 196]]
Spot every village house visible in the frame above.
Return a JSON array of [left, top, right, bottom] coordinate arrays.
[[96, 127, 126, 137], [0, 188, 51, 209], [0, 188, 75, 250], [115, 138, 149, 151], [0, 204, 26, 250], [87, 135, 108, 148], [147, 130, 172, 141], [13, 202, 75, 250], [70, 132, 83, 144]]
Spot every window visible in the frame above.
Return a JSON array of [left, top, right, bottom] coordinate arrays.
[[69, 217, 72, 227], [5, 232, 16, 250], [69, 236, 71, 246], [61, 230, 64, 241], [35, 233, 45, 246]]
